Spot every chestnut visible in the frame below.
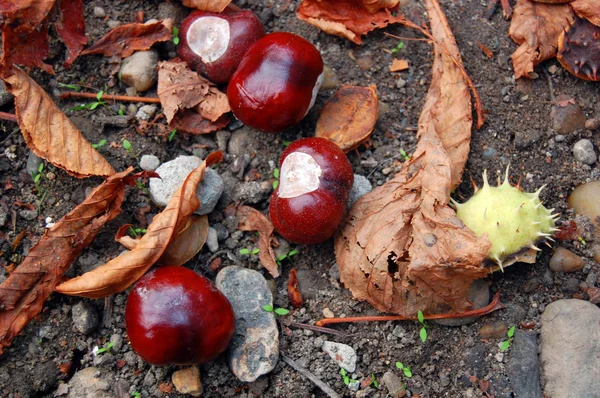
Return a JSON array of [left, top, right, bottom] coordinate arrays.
[[227, 32, 324, 133], [178, 9, 264, 84], [269, 137, 353, 244], [125, 266, 235, 365]]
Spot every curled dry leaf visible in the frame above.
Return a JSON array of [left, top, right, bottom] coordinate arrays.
[[81, 20, 173, 58], [557, 15, 600, 81], [159, 215, 209, 266], [0, 168, 137, 353], [181, 0, 232, 12], [571, 0, 600, 27], [158, 60, 231, 134], [315, 85, 378, 152], [335, 0, 491, 317], [55, 0, 87, 67], [5, 67, 115, 178], [362, 0, 400, 13], [55, 152, 223, 298], [508, 0, 574, 79], [287, 268, 303, 309], [236, 205, 280, 278], [296, 0, 406, 45]]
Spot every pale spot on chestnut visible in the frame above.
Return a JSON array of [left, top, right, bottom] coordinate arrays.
[[305, 71, 324, 118], [279, 152, 322, 199], [186, 16, 230, 63]]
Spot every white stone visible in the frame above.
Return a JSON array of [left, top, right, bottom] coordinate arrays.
[[120, 50, 159, 92], [139, 155, 160, 171], [322, 341, 357, 372]]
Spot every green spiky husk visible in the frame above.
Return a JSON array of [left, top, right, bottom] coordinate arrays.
[[455, 170, 557, 265]]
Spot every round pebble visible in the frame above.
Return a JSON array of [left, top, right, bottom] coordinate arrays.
[[572, 139, 597, 165], [549, 247, 584, 273]]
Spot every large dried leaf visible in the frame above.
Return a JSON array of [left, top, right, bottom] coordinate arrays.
[[55, 0, 87, 67], [571, 0, 600, 27], [157, 60, 230, 133], [236, 205, 280, 278], [55, 152, 223, 298], [0, 21, 53, 76], [508, 0, 574, 79], [0, 168, 135, 353], [297, 0, 406, 44], [5, 67, 115, 178], [335, 0, 491, 317], [315, 85, 378, 152], [81, 20, 173, 58], [362, 0, 400, 13], [0, 0, 55, 34], [181, 0, 231, 12]]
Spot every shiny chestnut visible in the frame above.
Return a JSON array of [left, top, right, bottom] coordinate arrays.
[[227, 32, 324, 133], [125, 266, 235, 365], [178, 10, 264, 84], [269, 137, 353, 244]]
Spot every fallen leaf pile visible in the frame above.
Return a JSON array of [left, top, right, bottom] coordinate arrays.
[[335, 0, 491, 316], [0, 168, 142, 352]]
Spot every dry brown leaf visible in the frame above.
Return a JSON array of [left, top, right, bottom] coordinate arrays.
[[182, 0, 231, 12], [297, 0, 406, 44], [5, 67, 115, 178], [0, 21, 53, 76], [0, 168, 136, 353], [55, 0, 87, 68], [0, 0, 55, 35], [390, 59, 409, 71], [335, 0, 491, 317], [508, 0, 574, 79], [362, 0, 400, 13], [532, 0, 572, 3], [571, 0, 600, 27], [477, 42, 494, 59], [236, 205, 280, 278], [81, 20, 173, 58], [159, 215, 209, 266], [315, 85, 378, 152], [55, 152, 223, 298], [157, 60, 230, 134], [287, 268, 303, 309]]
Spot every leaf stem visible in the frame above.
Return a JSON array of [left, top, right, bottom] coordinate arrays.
[[0, 112, 17, 123]]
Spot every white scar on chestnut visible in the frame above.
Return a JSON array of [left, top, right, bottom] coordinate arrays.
[[186, 17, 230, 63], [278, 152, 322, 199]]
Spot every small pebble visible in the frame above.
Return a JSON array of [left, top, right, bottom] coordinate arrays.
[[139, 154, 160, 171], [549, 247, 585, 273], [46, 172, 55, 181], [93, 6, 106, 18], [19, 209, 37, 221], [348, 174, 372, 208], [322, 308, 335, 318], [172, 367, 202, 397], [567, 180, 600, 231], [120, 50, 159, 92], [322, 341, 357, 372], [550, 95, 586, 135], [572, 139, 597, 165], [135, 105, 157, 121], [71, 302, 99, 335], [585, 118, 600, 131], [206, 227, 219, 253], [321, 65, 340, 90]]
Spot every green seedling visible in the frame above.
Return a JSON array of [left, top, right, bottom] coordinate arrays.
[[239, 247, 260, 255], [168, 128, 177, 142], [91, 139, 107, 149], [500, 326, 515, 352], [395, 362, 413, 378], [453, 167, 558, 270], [134, 180, 149, 194], [276, 248, 298, 265], [417, 310, 427, 342], [340, 368, 358, 386], [96, 341, 114, 355], [118, 106, 125, 116], [129, 226, 147, 238], [70, 90, 106, 111], [578, 237, 586, 246], [282, 140, 292, 147], [391, 41, 405, 53], [173, 26, 180, 45], [131, 392, 141, 398], [399, 148, 410, 161], [370, 373, 379, 388], [273, 168, 280, 189], [32, 163, 44, 195], [262, 305, 290, 316], [58, 82, 80, 91]]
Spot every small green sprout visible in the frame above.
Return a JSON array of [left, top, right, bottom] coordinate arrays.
[[129, 226, 147, 238], [340, 368, 358, 386], [262, 305, 290, 316], [70, 90, 106, 111], [96, 341, 114, 355], [578, 236, 586, 246], [32, 163, 44, 194], [273, 168, 280, 189], [399, 148, 410, 161], [276, 248, 298, 265], [168, 128, 177, 142], [118, 106, 125, 116], [173, 26, 180, 45], [123, 139, 139, 159], [500, 326, 515, 352], [58, 82, 80, 91], [282, 140, 292, 147], [91, 139, 107, 149], [239, 247, 260, 255], [395, 362, 412, 378], [370, 373, 379, 388], [131, 392, 141, 398], [417, 310, 427, 342], [134, 180, 149, 194], [391, 41, 405, 53]]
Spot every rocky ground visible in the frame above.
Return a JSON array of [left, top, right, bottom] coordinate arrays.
[[0, 0, 599, 397]]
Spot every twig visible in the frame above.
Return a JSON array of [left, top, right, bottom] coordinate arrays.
[[544, 68, 556, 104], [103, 295, 114, 328], [281, 355, 341, 398], [278, 318, 353, 338], [60, 91, 160, 104], [0, 112, 17, 123], [0, 127, 19, 145], [315, 292, 504, 327]]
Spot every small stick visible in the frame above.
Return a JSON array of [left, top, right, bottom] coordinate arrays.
[[545, 68, 556, 104], [315, 292, 504, 327], [278, 318, 353, 338], [60, 91, 160, 104], [281, 355, 341, 398], [0, 112, 17, 123]]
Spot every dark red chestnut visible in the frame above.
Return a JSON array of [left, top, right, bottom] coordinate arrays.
[[269, 137, 353, 244], [125, 266, 235, 365], [178, 10, 264, 84], [227, 32, 324, 133]]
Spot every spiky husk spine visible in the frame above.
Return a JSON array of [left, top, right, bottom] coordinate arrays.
[[453, 168, 559, 269]]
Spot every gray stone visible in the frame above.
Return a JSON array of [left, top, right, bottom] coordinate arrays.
[[32, 360, 59, 392], [140, 154, 160, 171], [0, 80, 14, 107], [381, 371, 405, 397], [109, 334, 123, 352], [67, 368, 112, 398], [120, 50, 159, 92], [434, 279, 489, 326], [551, 96, 587, 135], [507, 331, 542, 398], [322, 341, 357, 372], [540, 299, 600, 398], [216, 266, 279, 382], [348, 174, 373, 208], [135, 105, 157, 121], [143, 370, 156, 387], [213, 223, 229, 241], [19, 209, 37, 221], [233, 181, 271, 204], [26, 151, 43, 177], [227, 128, 255, 157], [93, 6, 105, 18], [273, 238, 291, 261], [573, 139, 597, 165], [514, 130, 542, 149], [0, 209, 7, 227], [206, 227, 219, 253], [216, 130, 231, 151], [72, 302, 99, 335], [149, 155, 223, 215], [93, 352, 115, 367]]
